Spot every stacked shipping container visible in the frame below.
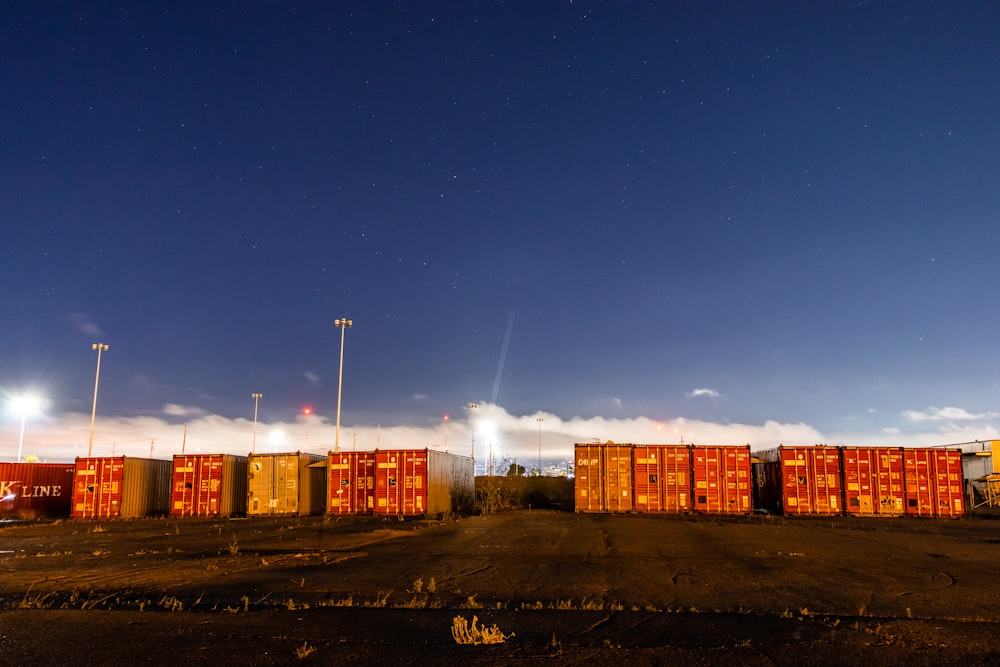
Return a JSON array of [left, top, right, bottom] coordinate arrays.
[[632, 445, 690, 513], [327, 451, 376, 515], [0, 462, 76, 519], [903, 448, 964, 518], [756, 446, 843, 516], [71, 457, 172, 519], [373, 448, 473, 517], [841, 447, 904, 517], [691, 445, 752, 514], [247, 452, 326, 516], [574, 442, 634, 513], [170, 454, 248, 517]]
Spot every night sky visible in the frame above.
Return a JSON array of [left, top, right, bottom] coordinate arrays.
[[3, 2, 1000, 464]]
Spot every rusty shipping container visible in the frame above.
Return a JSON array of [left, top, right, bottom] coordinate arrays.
[[0, 462, 76, 519], [632, 444, 690, 513], [71, 457, 172, 519], [903, 448, 965, 518], [691, 445, 753, 514], [247, 452, 326, 516], [373, 449, 474, 517], [328, 451, 376, 515], [574, 442, 633, 513], [841, 446, 905, 517], [757, 445, 843, 516], [170, 454, 248, 517]]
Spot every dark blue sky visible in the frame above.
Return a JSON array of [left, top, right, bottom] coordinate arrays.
[[3, 1, 1000, 456]]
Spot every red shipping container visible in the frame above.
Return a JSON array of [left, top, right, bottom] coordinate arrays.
[[903, 448, 965, 518], [691, 445, 752, 514], [373, 449, 473, 517], [759, 445, 842, 516], [574, 442, 633, 513], [632, 445, 691, 513], [841, 447, 904, 517], [328, 451, 375, 515], [0, 462, 75, 519], [170, 454, 248, 517], [72, 457, 172, 519]]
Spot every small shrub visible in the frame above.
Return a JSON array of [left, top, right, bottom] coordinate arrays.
[[295, 642, 317, 659]]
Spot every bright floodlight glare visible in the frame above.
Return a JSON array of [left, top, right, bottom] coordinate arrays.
[[9, 394, 43, 418]]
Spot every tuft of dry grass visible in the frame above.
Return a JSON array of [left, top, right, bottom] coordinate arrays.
[[451, 615, 513, 645]]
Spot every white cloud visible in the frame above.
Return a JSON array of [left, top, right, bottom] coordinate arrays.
[[411, 393, 428, 401], [304, 371, 321, 386], [687, 388, 721, 399], [162, 403, 207, 418], [68, 312, 103, 337], [4, 403, 995, 466], [903, 406, 1000, 422]]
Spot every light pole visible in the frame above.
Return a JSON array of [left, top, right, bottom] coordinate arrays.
[[251, 393, 262, 453], [334, 318, 353, 453], [443, 414, 449, 449], [87, 343, 109, 457], [468, 402, 478, 475], [536, 416, 544, 476]]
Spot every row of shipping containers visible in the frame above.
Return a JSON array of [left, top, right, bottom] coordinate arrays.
[[576, 443, 753, 514], [574, 443, 965, 518], [755, 445, 965, 518], [1, 449, 472, 520]]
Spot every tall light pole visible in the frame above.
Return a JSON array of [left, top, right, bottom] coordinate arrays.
[[251, 393, 262, 453], [87, 343, 109, 457], [536, 416, 544, 476], [443, 414, 449, 449], [334, 318, 353, 453], [467, 403, 478, 475]]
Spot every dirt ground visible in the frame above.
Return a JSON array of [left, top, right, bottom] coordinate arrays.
[[2, 510, 999, 665]]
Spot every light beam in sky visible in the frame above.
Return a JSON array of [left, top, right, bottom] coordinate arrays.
[[491, 307, 516, 406]]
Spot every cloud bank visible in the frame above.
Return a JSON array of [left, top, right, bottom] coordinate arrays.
[[2, 403, 994, 467]]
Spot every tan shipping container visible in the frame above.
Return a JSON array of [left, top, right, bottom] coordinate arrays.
[[574, 442, 633, 513], [247, 452, 326, 516]]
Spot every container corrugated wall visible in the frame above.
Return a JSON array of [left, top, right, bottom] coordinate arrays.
[[71, 457, 172, 519], [632, 444, 690, 513], [903, 448, 965, 518], [373, 449, 473, 517], [328, 451, 376, 515], [841, 446, 904, 517], [574, 442, 634, 513], [0, 462, 76, 519], [170, 454, 248, 517], [758, 445, 842, 516], [691, 445, 752, 514], [247, 452, 326, 516]]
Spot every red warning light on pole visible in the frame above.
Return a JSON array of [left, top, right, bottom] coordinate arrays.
[[303, 406, 312, 416]]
